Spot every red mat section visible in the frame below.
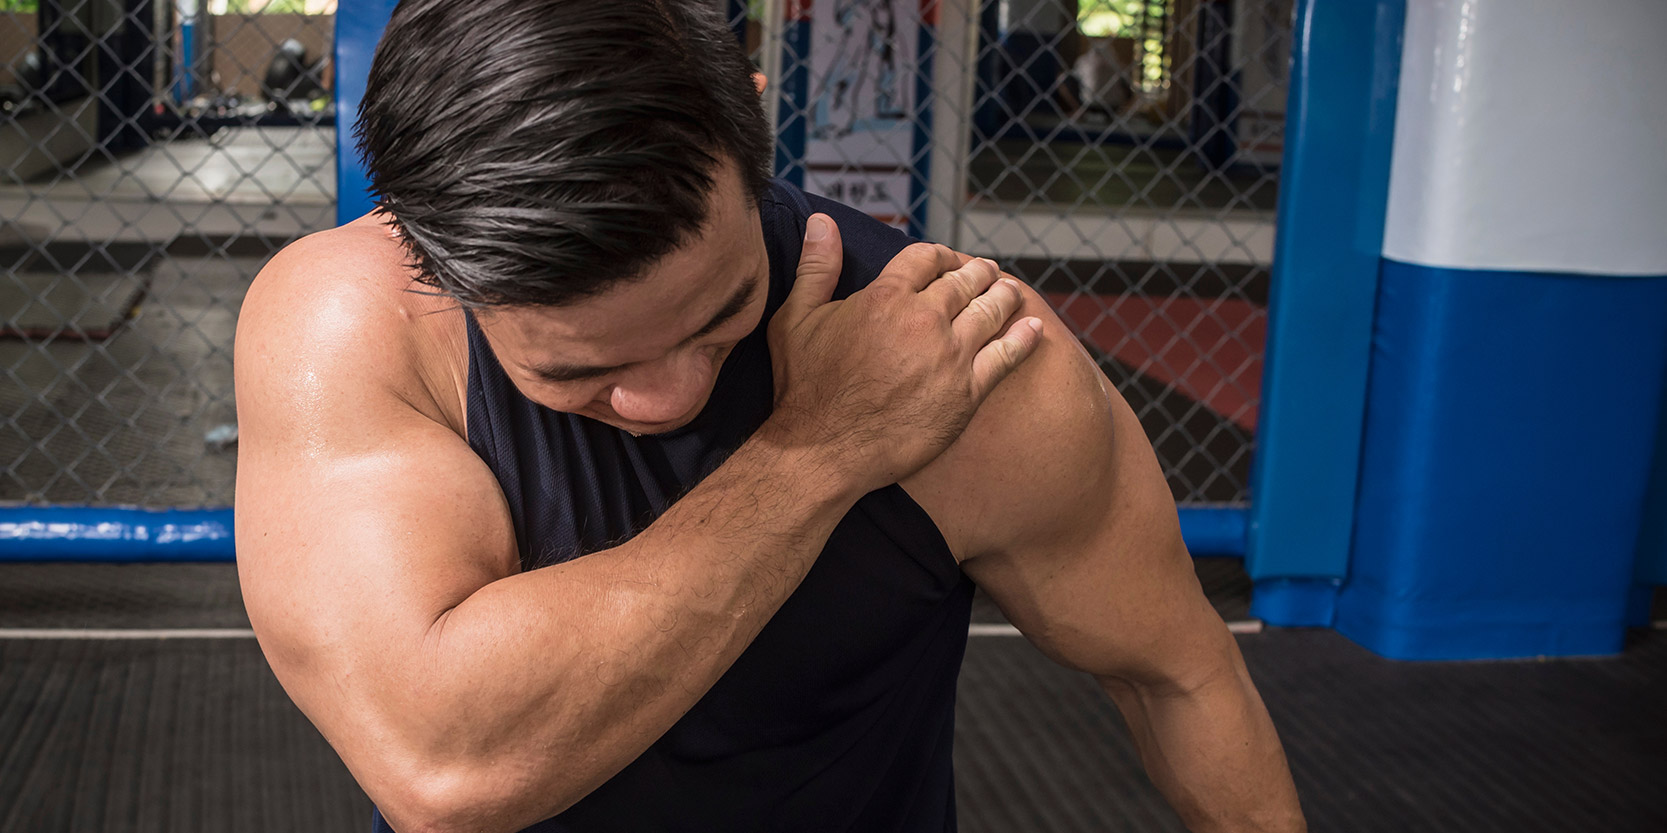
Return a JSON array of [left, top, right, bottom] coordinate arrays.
[[1046, 292, 1266, 431]]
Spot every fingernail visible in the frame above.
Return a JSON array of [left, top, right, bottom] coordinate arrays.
[[1026, 318, 1043, 334], [805, 215, 830, 242]]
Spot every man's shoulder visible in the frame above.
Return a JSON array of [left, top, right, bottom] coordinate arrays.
[[236, 215, 467, 433], [249, 215, 419, 314], [902, 281, 1123, 561], [764, 180, 918, 296]]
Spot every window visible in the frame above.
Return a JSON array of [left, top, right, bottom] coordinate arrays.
[[206, 0, 338, 14]]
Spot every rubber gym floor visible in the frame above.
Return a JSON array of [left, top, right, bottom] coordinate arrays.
[[1, 560, 1663, 832]]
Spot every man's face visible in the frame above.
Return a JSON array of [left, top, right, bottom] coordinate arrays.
[[474, 162, 770, 435]]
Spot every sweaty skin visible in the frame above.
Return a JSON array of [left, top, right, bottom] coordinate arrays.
[[236, 164, 1304, 832]]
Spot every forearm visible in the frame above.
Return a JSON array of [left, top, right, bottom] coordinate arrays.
[[1099, 639, 1305, 833], [382, 426, 860, 831]]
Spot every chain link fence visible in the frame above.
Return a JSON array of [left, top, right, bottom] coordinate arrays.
[[2, 0, 334, 506], [2, 0, 1285, 511], [759, 0, 1284, 503]]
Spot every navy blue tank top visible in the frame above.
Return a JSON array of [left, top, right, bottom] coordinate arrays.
[[371, 181, 974, 832]]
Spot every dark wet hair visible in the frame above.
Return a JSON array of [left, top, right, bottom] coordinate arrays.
[[355, 0, 773, 308]]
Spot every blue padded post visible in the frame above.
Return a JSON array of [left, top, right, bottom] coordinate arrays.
[[335, 0, 401, 226], [1245, 0, 1405, 625], [1340, 265, 1667, 659]]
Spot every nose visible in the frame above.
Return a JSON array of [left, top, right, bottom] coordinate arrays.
[[609, 351, 714, 426]]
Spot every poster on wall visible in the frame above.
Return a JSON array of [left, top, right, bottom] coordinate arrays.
[[793, 0, 933, 233]]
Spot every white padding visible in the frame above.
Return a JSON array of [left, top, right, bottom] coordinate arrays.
[[1383, 0, 1667, 276]]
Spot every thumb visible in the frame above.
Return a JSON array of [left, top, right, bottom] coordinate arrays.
[[776, 213, 844, 330]]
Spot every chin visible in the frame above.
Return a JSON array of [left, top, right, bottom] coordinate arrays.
[[619, 417, 692, 437]]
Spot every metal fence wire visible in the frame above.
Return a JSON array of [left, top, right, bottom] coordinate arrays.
[[2, 0, 1285, 512]]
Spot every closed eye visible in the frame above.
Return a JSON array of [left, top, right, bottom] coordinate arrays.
[[525, 274, 761, 384]]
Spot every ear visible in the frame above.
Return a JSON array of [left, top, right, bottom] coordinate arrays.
[[752, 72, 767, 96]]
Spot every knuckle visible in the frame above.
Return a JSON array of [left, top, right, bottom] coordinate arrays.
[[863, 283, 899, 305], [898, 242, 939, 268], [903, 307, 941, 336], [992, 340, 1019, 372], [994, 283, 1025, 315], [994, 286, 1023, 316]]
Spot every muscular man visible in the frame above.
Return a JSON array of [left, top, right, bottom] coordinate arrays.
[[234, 1, 1305, 831]]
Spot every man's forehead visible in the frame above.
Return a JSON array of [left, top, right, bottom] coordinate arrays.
[[477, 158, 764, 338], [480, 210, 765, 358]]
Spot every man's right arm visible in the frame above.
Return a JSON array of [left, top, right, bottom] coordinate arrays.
[[234, 217, 1038, 833]]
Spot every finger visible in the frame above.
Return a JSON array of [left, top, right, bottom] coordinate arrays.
[[874, 242, 961, 293], [919, 257, 1001, 318], [775, 214, 844, 331], [970, 317, 1044, 402], [951, 277, 1028, 349]]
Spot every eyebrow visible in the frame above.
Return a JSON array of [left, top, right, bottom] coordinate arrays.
[[527, 274, 761, 383]]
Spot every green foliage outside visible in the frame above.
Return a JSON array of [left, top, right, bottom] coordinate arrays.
[[219, 0, 317, 12], [1078, 0, 1164, 38], [0, 0, 37, 13]]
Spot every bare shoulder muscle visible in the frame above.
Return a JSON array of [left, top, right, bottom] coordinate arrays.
[[902, 282, 1128, 562], [902, 282, 1213, 678], [233, 221, 517, 714]]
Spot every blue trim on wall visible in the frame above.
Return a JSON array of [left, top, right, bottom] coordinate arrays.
[[1340, 262, 1667, 660], [1246, 0, 1405, 619], [1177, 507, 1247, 558], [335, 0, 401, 227], [1, 507, 235, 562]]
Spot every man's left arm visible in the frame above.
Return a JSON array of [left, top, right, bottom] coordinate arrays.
[[904, 282, 1306, 833]]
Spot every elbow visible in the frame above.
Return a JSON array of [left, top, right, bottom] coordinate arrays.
[[370, 755, 583, 833], [372, 764, 488, 833], [371, 760, 523, 833]]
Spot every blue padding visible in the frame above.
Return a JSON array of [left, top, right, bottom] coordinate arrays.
[[1339, 261, 1667, 660], [335, 0, 400, 226], [0, 506, 235, 562], [0, 506, 1242, 563], [1246, 0, 1404, 586], [1177, 506, 1247, 557], [1251, 578, 1340, 627]]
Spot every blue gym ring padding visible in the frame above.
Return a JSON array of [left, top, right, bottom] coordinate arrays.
[[0, 506, 235, 562], [0, 506, 1242, 563]]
